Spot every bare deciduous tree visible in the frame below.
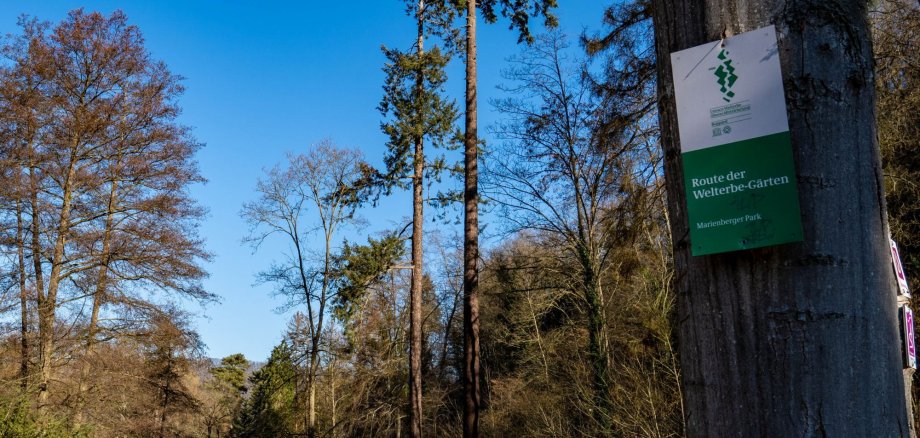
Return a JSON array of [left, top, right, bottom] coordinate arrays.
[[486, 31, 658, 435], [0, 11, 211, 417], [242, 140, 365, 438]]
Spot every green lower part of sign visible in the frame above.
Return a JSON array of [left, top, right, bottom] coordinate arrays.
[[682, 131, 803, 256]]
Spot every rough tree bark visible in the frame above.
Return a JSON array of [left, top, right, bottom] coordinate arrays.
[[37, 143, 79, 410], [410, 4, 426, 437], [28, 153, 44, 401], [463, 0, 482, 436], [652, 0, 910, 436], [16, 188, 29, 390]]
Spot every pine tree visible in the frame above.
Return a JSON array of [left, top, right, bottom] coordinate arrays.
[[457, 1, 558, 435]]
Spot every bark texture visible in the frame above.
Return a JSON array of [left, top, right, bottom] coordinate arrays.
[[410, 5, 426, 435], [463, 0, 482, 435], [652, 0, 910, 436]]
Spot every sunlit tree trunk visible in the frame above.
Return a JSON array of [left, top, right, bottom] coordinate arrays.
[[74, 164, 120, 425], [463, 1, 482, 436], [28, 153, 44, 400], [409, 2, 426, 437], [15, 167, 29, 390], [37, 142, 79, 410]]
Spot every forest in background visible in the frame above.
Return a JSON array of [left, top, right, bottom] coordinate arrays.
[[0, 1, 917, 437]]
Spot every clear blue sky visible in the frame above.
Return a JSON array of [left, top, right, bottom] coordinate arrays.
[[0, 1, 609, 361]]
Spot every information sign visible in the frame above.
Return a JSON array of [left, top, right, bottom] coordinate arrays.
[[891, 238, 911, 297], [901, 305, 917, 369], [671, 25, 803, 255]]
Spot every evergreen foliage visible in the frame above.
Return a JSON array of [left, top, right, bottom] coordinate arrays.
[[332, 233, 407, 331], [378, 45, 460, 194], [233, 342, 298, 437]]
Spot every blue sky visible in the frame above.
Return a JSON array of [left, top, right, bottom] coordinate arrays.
[[0, 1, 609, 361]]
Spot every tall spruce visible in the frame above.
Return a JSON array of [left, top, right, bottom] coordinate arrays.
[[379, 2, 459, 436], [652, 0, 909, 435]]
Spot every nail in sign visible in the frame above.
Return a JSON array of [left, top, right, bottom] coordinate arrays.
[[891, 238, 911, 297]]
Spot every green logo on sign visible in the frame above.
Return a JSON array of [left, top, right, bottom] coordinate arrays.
[[714, 50, 738, 102]]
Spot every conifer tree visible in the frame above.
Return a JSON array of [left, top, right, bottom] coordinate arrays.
[[457, 1, 557, 435], [233, 342, 298, 437], [379, 2, 459, 435]]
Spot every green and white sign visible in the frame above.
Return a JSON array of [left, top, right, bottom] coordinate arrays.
[[671, 25, 803, 256]]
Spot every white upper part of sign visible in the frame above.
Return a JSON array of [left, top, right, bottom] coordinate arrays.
[[670, 25, 790, 153]]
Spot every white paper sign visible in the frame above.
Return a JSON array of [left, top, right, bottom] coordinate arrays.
[[670, 25, 789, 153]]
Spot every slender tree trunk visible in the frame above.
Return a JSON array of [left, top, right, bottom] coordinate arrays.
[[16, 194, 29, 390], [331, 355, 338, 438], [37, 146, 79, 410], [307, 230, 332, 438], [524, 291, 549, 380], [582, 257, 611, 434], [410, 2, 426, 437], [438, 286, 460, 382], [307, 320, 319, 438], [28, 161, 45, 400], [309, 371, 317, 437], [293, 235, 312, 436], [463, 1, 482, 436], [75, 174, 120, 425], [652, 1, 909, 436], [159, 370, 171, 438]]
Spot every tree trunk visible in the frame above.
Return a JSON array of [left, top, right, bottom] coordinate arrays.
[[16, 195, 29, 391], [582, 257, 611, 434], [308, 229, 332, 438], [410, 2, 426, 437], [331, 356, 338, 438], [463, 0, 482, 436], [652, 0, 910, 436], [29, 158, 46, 403], [159, 373, 171, 438], [75, 167, 120, 426], [37, 146, 79, 410], [309, 373, 317, 437]]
